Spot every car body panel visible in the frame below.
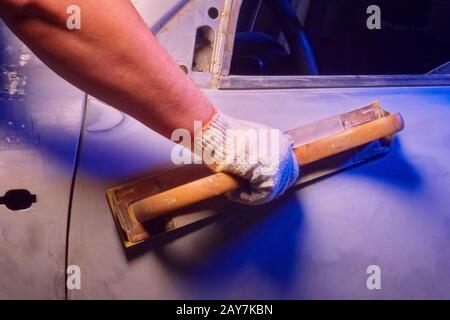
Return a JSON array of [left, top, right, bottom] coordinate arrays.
[[0, 23, 85, 299], [68, 86, 450, 299]]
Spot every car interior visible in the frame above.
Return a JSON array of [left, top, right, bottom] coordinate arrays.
[[230, 0, 450, 75]]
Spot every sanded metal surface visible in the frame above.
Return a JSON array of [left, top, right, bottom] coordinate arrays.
[[0, 23, 85, 299], [69, 86, 450, 299]]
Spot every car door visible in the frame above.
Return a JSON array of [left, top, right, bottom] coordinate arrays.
[[0, 0, 187, 300], [62, 0, 450, 299], [0, 21, 85, 299]]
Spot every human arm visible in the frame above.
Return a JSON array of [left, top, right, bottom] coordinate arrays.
[[0, 0, 215, 138], [0, 0, 299, 204]]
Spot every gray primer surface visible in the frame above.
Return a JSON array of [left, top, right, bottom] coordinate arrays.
[[0, 23, 85, 299], [69, 87, 450, 299]]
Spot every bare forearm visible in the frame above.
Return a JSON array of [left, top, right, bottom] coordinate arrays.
[[0, 0, 215, 138]]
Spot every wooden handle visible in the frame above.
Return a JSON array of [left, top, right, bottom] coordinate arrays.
[[131, 113, 404, 223], [294, 113, 404, 165], [131, 172, 243, 223]]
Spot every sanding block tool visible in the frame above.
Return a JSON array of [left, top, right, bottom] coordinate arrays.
[[106, 101, 404, 247]]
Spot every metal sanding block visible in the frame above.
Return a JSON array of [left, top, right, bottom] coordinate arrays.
[[106, 101, 404, 247]]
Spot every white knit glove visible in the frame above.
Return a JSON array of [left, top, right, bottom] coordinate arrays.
[[194, 112, 299, 205]]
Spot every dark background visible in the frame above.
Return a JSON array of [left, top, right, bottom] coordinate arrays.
[[231, 0, 450, 75]]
